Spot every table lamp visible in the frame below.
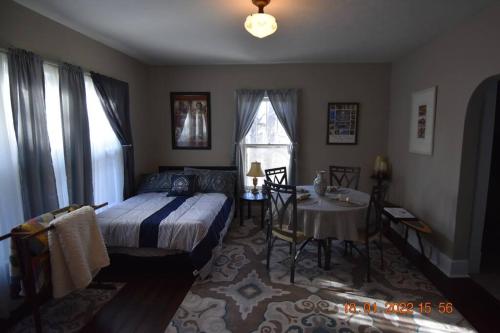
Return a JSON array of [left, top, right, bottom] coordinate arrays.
[[247, 161, 265, 194]]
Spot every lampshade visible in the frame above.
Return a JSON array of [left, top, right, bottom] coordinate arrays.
[[374, 155, 389, 176], [247, 161, 265, 177], [244, 13, 277, 38]]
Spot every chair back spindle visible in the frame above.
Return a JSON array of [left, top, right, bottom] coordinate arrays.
[[329, 165, 361, 189], [263, 180, 297, 240], [265, 167, 288, 185]]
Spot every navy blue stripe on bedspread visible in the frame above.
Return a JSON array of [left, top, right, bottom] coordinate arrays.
[[139, 196, 189, 247], [190, 197, 233, 272]]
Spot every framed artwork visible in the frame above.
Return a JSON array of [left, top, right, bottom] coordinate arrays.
[[170, 92, 211, 149], [409, 87, 437, 155], [326, 103, 359, 145]]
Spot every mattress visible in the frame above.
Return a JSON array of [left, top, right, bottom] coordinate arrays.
[[96, 192, 234, 277]]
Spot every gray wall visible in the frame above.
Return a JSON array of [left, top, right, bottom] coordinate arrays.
[[387, 2, 500, 259], [0, 1, 154, 178], [148, 64, 390, 192], [5, 0, 500, 269]]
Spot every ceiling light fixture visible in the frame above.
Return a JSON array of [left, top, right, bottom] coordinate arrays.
[[244, 0, 277, 38]]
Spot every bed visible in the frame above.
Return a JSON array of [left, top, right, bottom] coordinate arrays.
[[96, 166, 237, 278]]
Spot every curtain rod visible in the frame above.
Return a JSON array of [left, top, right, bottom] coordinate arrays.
[[0, 46, 96, 76]]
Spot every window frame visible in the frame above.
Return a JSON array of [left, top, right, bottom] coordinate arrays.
[[242, 98, 291, 188]]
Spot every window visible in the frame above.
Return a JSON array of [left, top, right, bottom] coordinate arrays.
[[84, 75, 124, 206], [44, 63, 69, 207], [0, 53, 24, 316], [0, 55, 123, 314], [243, 97, 291, 187], [42, 64, 123, 208]]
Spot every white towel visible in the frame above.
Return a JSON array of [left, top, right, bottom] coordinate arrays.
[[48, 206, 110, 298]]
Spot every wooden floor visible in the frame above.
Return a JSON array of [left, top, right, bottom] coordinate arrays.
[[82, 230, 500, 333], [4, 230, 500, 333], [384, 228, 500, 333], [81, 254, 195, 333]]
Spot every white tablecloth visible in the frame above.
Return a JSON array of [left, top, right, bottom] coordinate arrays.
[[296, 185, 370, 241]]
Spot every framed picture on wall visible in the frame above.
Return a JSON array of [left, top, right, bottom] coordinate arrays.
[[170, 92, 211, 149], [409, 87, 437, 155], [326, 102, 359, 144]]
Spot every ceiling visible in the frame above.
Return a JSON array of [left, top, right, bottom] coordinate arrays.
[[15, 0, 495, 65]]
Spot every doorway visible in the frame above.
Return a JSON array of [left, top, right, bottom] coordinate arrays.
[[480, 81, 500, 274], [464, 77, 500, 300]]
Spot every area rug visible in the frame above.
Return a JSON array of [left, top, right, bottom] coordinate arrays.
[[9, 283, 124, 333], [166, 220, 476, 333]]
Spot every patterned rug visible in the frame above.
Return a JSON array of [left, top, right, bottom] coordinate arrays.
[[9, 283, 124, 333], [166, 220, 476, 333]]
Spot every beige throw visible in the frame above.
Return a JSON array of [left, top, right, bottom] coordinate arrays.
[[48, 206, 110, 298]]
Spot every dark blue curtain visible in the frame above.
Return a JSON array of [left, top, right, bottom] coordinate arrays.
[[90, 72, 134, 198], [59, 63, 93, 204], [8, 49, 58, 218]]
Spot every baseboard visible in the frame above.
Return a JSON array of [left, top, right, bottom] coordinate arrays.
[[390, 223, 469, 278]]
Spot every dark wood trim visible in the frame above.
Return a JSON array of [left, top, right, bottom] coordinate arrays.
[[384, 227, 500, 333], [159, 165, 236, 172], [170, 92, 211, 150]]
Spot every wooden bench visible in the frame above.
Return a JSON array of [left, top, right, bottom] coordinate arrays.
[[382, 205, 432, 257]]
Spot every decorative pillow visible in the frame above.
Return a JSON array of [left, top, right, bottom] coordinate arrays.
[[184, 167, 236, 198], [137, 171, 179, 193], [168, 174, 197, 197]]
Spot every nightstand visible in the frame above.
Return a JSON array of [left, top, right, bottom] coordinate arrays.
[[239, 192, 267, 228]]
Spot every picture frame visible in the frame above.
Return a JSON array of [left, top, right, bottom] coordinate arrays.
[[170, 92, 211, 150], [409, 87, 437, 155], [326, 102, 359, 145]]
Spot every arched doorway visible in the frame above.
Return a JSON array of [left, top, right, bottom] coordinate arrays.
[[458, 74, 500, 298]]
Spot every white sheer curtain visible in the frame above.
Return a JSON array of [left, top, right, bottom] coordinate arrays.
[[0, 53, 24, 317], [243, 98, 291, 187], [43, 63, 69, 207], [84, 75, 124, 207]]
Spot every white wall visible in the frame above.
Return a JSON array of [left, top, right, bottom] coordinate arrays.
[[4, 0, 500, 276], [148, 63, 390, 192], [0, 1, 153, 179], [387, 3, 500, 269]]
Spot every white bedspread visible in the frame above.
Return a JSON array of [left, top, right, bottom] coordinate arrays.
[[96, 192, 229, 252]]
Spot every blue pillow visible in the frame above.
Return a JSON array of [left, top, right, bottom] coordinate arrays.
[[184, 167, 236, 198], [168, 175, 196, 197], [137, 171, 179, 193]]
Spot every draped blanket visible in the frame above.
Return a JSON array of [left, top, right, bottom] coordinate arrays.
[[97, 192, 233, 277]]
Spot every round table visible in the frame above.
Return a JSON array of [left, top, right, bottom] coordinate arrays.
[[296, 185, 370, 269], [296, 185, 370, 241]]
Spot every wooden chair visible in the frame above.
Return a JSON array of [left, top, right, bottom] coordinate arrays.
[[329, 165, 361, 190], [265, 167, 288, 185], [352, 184, 388, 282], [263, 180, 311, 283]]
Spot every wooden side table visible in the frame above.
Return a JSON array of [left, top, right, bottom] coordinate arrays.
[[400, 219, 432, 255], [382, 205, 432, 257], [239, 192, 267, 228]]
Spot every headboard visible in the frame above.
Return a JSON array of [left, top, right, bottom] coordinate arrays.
[[158, 165, 239, 201], [159, 165, 237, 172]]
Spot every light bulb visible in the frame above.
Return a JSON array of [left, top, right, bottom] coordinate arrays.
[[244, 13, 277, 38]]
